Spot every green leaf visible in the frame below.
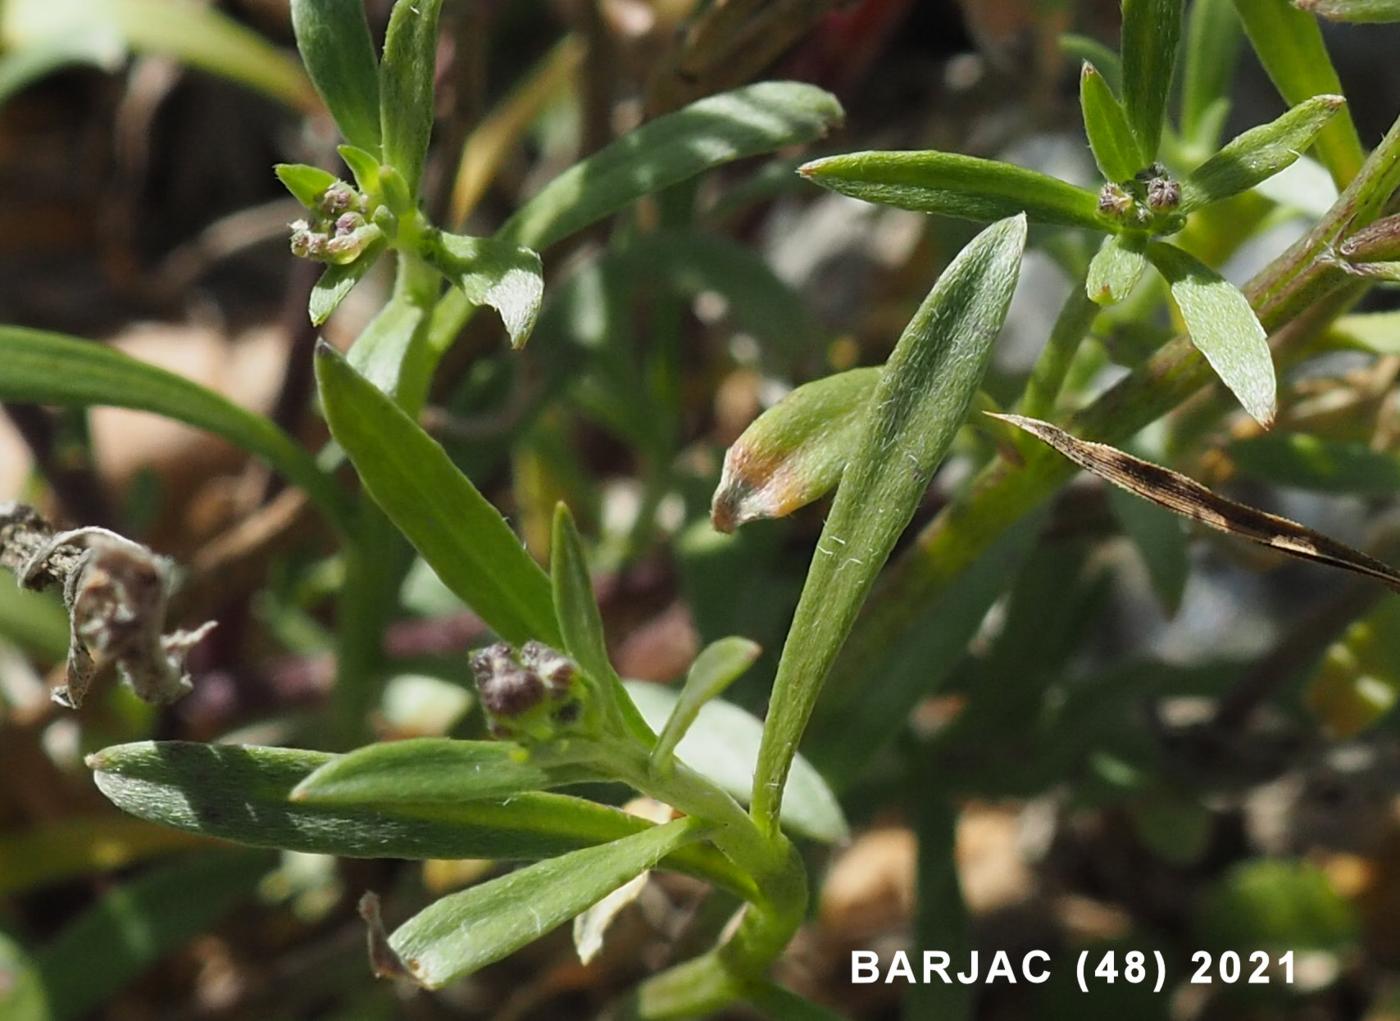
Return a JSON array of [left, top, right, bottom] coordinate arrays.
[[316, 343, 560, 646], [1196, 859, 1357, 955], [0, 326, 349, 532], [1229, 433, 1400, 493], [625, 681, 846, 843], [0, 583, 68, 662], [500, 81, 844, 250], [86, 741, 750, 893], [310, 239, 386, 326], [274, 162, 342, 209], [799, 151, 1106, 230], [1330, 310, 1400, 353], [1297, 0, 1400, 21], [3, 0, 315, 111], [345, 291, 430, 407], [1233, 0, 1364, 187], [651, 636, 762, 772], [35, 850, 269, 1021], [1180, 95, 1346, 212], [290, 0, 381, 153], [1107, 484, 1188, 613], [1120, 0, 1184, 159], [386, 818, 705, 988], [0, 29, 123, 107], [378, 0, 445, 194], [337, 143, 382, 195], [0, 816, 209, 897], [0, 931, 46, 1021], [1305, 600, 1400, 737], [290, 739, 601, 805], [711, 366, 878, 532], [1145, 242, 1276, 425], [1181, 0, 1242, 148], [423, 232, 543, 349], [1080, 61, 1145, 182], [751, 215, 1027, 832], [1086, 232, 1148, 305]]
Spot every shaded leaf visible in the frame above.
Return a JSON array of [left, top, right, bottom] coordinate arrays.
[[1196, 860, 1357, 955], [651, 636, 762, 773], [385, 818, 704, 988], [711, 367, 878, 532], [1059, 33, 1122, 92], [990, 414, 1400, 593], [626, 681, 847, 843], [1229, 433, 1400, 494], [1087, 232, 1148, 305], [423, 232, 543, 349], [799, 151, 1105, 230], [1180, 95, 1346, 212], [0, 931, 46, 1021], [378, 0, 444, 193], [1107, 483, 1189, 613], [500, 81, 843, 250], [310, 238, 386, 326], [1120, 0, 1184, 158], [1305, 600, 1400, 738], [1146, 242, 1276, 425], [0, 816, 209, 897], [1181, 0, 1242, 148], [316, 344, 559, 646], [1080, 62, 1145, 183], [290, 739, 602, 806], [0, 326, 349, 531], [752, 216, 1027, 831], [290, 0, 381, 153]]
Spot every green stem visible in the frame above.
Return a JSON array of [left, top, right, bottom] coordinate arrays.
[[1018, 278, 1099, 419]]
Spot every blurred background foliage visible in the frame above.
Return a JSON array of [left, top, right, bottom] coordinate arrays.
[[2, 0, 1400, 1018]]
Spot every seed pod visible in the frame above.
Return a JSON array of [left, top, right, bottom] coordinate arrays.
[[711, 366, 878, 533]]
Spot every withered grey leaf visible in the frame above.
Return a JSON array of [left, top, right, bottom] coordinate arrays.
[[989, 413, 1400, 593]]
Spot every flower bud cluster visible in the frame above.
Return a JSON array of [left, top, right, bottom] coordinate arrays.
[[1098, 162, 1184, 234], [469, 640, 594, 741], [289, 182, 382, 265]]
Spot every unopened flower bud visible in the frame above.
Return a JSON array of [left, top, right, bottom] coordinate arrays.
[[470, 640, 593, 741], [1146, 177, 1181, 211], [1097, 182, 1134, 220], [319, 181, 360, 218], [470, 642, 546, 717], [322, 224, 382, 265]]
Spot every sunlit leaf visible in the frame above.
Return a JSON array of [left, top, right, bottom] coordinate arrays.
[[310, 239, 386, 326], [1080, 62, 1145, 183], [423, 232, 543, 349], [1120, 0, 1184, 158], [378, 0, 444, 193], [1087, 232, 1148, 305], [651, 636, 762, 773]]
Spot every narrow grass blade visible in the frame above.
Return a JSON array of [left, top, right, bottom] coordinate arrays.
[[35, 850, 269, 1021], [378, 0, 444, 193], [627, 681, 846, 843], [290, 739, 602, 806], [991, 414, 1400, 593], [1081, 62, 1145, 182], [316, 343, 559, 646], [712, 367, 878, 532], [1180, 95, 1346, 212], [423, 232, 543, 349], [800, 151, 1105, 230], [1087, 232, 1148, 305], [751, 215, 1027, 833], [1146, 241, 1276, 425], [651, 637, 762, 773], [1233, 0, 1364, 186], [0, 326, 349, 531], [1120, 0, 1184, 158], [385, 818, 705, 988], [85, 741, 750, 894], [291, 0, 381, 153], [1229, 433, 1400, 494]]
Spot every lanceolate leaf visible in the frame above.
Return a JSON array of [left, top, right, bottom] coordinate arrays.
[[627, 681, 847, 843], [274, 162, 342, 209], [290, 0, 381, 153], [385, 818, 705, 988], [1180, 95, 1346, 212], [499, 81, 843, 251], [1087, 232, 1148, 305], [378, 0, 444, 193], [990, 414, 1400, 593], [310, 238, 386, 326], [0, 326, 349, 531], [799, 151, 1106, 230], [423, 232, 543, 349], [316, 344, 560, 646], [711, 367, 878, 532], [86, 741, 751, 893], [1120, 0, 1184, 159], [751, 215, 1028, 833], [1146, 242, 1276, 425], [1233, 0, 1363, 187], [1080, 62, 1145, 183], [290, 739, 602, 805], [650, 637, 762, 773]]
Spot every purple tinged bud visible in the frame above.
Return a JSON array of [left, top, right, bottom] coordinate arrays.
[[1098, 182, 1134, 220], [520, 640, 577, 695], [1146, 177, 1181, 211]]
